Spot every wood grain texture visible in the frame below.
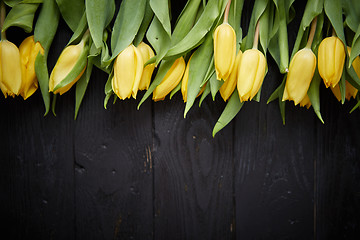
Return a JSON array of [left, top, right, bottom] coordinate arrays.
[[315, 89, 360, 239], [73, 69, 154, 240], [153, 95, 235, 240]]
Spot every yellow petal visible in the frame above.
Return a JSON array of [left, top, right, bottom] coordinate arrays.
[[0, 40, 22, 97], [318, 36, 345, 88], [283, 48, 316, 105], [299, 94, 311, 109], [220, 50, 242, 101], [49, 40, 85, 95], [153, 57, 186, 101], [137, 42, 155, 91], [181, 54, 194, 102], [213, 23, 236, 80], [237, 49, 266, 102]]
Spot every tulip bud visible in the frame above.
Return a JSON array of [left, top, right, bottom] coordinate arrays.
[[19, 36, 44, 99], [299, 94, 311, 109], [111, 44, 143, 99], [237, 49, 266, 102], [0, 40, 22, 98], [137, 42, 155, 90], [153, 57, 186, 101], [330, 80, 358, 102], [283, 48, 316, 105], [49, 39, 87, 95], [318, 36, 345, 88], [220, 50, 242, 101], [213, 23, 236, 81]]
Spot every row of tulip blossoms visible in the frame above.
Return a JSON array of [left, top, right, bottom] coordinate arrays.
[[0, 0, 359, 136]]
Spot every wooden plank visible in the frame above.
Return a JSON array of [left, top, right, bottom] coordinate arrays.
[[234, 65, 315, 238], [315, 90, 360, 239], [73, 69, 154, 239], [153, 95, 235, 239], [0, 22, 76, 240]]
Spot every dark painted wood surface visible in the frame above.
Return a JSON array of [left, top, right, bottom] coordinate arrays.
[[1, 1, 360, 239]]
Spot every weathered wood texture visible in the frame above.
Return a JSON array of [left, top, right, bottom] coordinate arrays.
[[1, 0, 360, 240]]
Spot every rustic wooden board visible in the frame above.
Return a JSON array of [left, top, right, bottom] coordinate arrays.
[[153, 95, 235, 239], [73, 70, 154, 240]]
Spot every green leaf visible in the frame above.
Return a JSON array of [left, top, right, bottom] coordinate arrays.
[[170, 81, 181, 99], [228, 0, 245, 51], [134, 0, 154, 46], [34, 0, 60, 52], [346, 57, 360, 90], [150, 0, 171, 37], [171, 0, 202, 46], [104, 70, 114, 109], [213, 90, 244, 137], [138, 58, 176, 108], [209, 72, 223, 100], [55, 0, 85, 32], [86, 0, 115, 49], [342, 0, 360, 33], [75, 61, 93, 119], [2, 3, 39, 33], [349, 24, 360, 68], [324, 0, 346, 46], [184, 33, 213, 117], [199, 82, 211, 106], [164, 0, 221, 59], [339, 68, 346, 104], [67, 12, 87, 46], [53, 43, 89, 92], [291, 0, 323, 58], [308, 70, 324, 123], [110, 0, 146, 60], [146, 15, 171, 65], [34, 53, 51, 115]]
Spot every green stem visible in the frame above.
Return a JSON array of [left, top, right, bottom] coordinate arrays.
[[223, 0, 232, 23], [306, 17, 317, 49], [0, 1, 6, 40], [253, 20, 260, 49]]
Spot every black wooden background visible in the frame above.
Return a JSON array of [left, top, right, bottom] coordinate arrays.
[[1, 1, 360, 239]]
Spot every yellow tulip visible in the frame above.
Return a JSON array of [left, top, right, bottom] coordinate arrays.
[[330, 81, 357, 101], [49, 39, 86, 95], [137, 42, 155, 90], [153, 57, 186, 101], [19, 36, 44, 99], [237, 49, 266, 102], [181, 54, 193, 102], [220, 50, 242, 101], [299, 94, 311, 109], [318, 36, 345, 88], [112, 44, 143, 99], [283, 48, 316, 105], [213, 23, 236, 81], [0, 40, 22, 98]]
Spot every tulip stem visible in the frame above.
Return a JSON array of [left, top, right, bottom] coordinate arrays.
[[253, 20, 260, 49], [223, 0, 232, 23], [306, 17, 317, 49], [0, 1, 6, 40]]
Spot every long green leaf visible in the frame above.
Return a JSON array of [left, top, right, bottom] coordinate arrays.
[[213, 91, 243, 137], [324, 0, 346, 46], [308, 70, 324, 123], [55, 0, 85, 32], [74, 61, 93, 119], [110, 0, 146, 60], [134, 0, 154, 46], [2, 3, 39, 33], [86, 0, 115, 49]]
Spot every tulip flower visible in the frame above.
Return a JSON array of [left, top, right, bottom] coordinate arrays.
[[282, 48, 316, 105], [299, 94, 311, 109], [318, 36, 345, 88], [137, 42, 155, 90], [19, 36, 44, 99], [220, 50, 242, 101], [237, 48, 266, 102], [0, 40, 22, 98], [213, 23, 236, 81], [330, 46, 360, 101], [49, 39, 87, 95], [153, 57, 186, 101], [111, 44, 143, 99]]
